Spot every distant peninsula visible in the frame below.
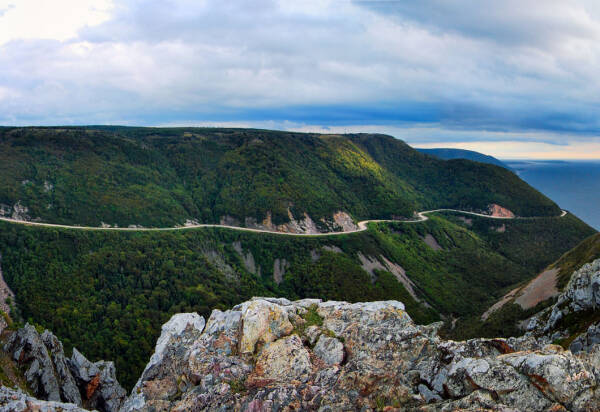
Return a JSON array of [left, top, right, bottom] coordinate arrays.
[[417, 148, 511, 170]]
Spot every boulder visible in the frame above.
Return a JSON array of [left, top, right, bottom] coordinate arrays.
[[501, 349, 597, 409], [122, 313, 206, 412], [304, 325, 321, 346], [3, 323, 126, 412], [0, 385, 87, 411], [313, 335, 344, 365], [4, 323, 62, 402], [563, 259, 600, 310], [248, 335, 311, 385], [41, 330, 82, 405], [69, 348, 126, 412], [571, 322, 600, 353], [238, 299, 293, 354]]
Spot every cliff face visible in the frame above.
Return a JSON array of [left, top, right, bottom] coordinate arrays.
[[526, 258, 600, 353], [2, 324, 126, 412], [3, 296, 600, 411]]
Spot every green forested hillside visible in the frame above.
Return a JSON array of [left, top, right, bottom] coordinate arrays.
[[437, 212, 598, 339], [0, 211, 593, 388], [0, 127, 560, 227], [550, 232, 600, 289], [417, 148, 510, 169], [0, 125, 592, 390]]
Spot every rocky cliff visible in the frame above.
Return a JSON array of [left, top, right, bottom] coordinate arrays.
[[3, 296, 600, 411], [2, 324, 126, 411], [526, 258, 600, 353]]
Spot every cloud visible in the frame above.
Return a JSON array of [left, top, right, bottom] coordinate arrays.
[[0, 0, 113, 44], [0, 0, 599, 156], [355, 0, 600, 47]]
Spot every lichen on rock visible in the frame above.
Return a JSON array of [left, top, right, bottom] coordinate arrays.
[[120, 297, 600, 411], [4, 296, 600, 411]]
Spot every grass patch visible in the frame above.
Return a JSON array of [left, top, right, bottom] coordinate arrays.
[[228, 378, 247, 394], [552, 308, 600, 349], [293, 304, 324, 337]]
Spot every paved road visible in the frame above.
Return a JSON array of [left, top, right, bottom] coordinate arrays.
[[0, 209, 568, 237]]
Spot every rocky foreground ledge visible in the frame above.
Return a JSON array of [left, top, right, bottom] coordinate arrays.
[[2, 298, 600, 411]]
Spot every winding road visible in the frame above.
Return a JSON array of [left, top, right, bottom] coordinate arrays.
[[0, 209, 568, 236]]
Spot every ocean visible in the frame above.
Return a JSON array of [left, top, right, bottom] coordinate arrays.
[[505, 160, 600, 230]]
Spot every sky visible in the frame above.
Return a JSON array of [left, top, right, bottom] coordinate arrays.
[[1, 0, 600, 159]]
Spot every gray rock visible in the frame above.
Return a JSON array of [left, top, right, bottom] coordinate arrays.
[[305, 325, 322, 346], [525, 258, 600, 360], [238, 299, 293, 354], [4, 323, 62, 402], [0, 386, 87, 411], [121, 297, 600, 411], [571, 322, 600, 353], [3, 324, 126, 412], [41, 330, 82, 405], [248, 334, 311, 384], [68, 348, 126, 412], [501, 348, 596, 409], [69, 348, 101, 383], [418, 383, 442, 403], [564, 259, 600, 310], [313, 335, 344, 365], [123, 313, 206, 412]]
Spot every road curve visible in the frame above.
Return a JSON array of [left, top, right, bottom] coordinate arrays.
[[0, 209, 568, 237]]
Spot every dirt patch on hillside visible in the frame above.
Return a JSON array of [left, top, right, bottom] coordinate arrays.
[[481, 267, 559, 320], [357, 253, 422, 303], [458, 216, 472, 226], [514, 268, 559, 309], [232, 242, 261, 276], [322, 245, 342, 253], [273, 258, 289, 284], [422, 234, 442, 251], [481, 286, 520, 320]]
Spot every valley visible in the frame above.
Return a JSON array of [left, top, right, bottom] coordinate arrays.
[[0, 127, 596, 396], [0, 208, 592, 388]]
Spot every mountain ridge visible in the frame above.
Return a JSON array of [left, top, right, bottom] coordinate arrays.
[[0, 126, 594, 390], [0, 208, 593, 388], [0, 127, 560, 230], [417, 147, 511, 169]]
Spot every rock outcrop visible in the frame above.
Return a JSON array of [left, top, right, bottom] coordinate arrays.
[[121, 298, 600, 411], [222, 209, 357, 234], [3, 323, 126, 412], [69, 348, 127, 412], [526, 258, 600, 350], [488, 203, 515, 218], [0, 385, 88, 411], [0, 253, 16, 334], [4, 297, 600, 411], [41, 330, 82, 405]]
